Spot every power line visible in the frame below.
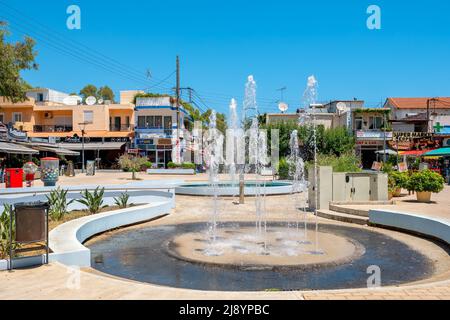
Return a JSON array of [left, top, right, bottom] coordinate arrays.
[[0, 1, 172, 86], [0, 2, 173, 92]]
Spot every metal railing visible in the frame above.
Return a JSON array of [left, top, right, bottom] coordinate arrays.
[[33, 125, 73, 133], [109, 124, 134, 132]]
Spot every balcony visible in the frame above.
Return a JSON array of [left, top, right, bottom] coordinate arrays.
[[109, 124, 134, 132], [33, 125, 73, 133]]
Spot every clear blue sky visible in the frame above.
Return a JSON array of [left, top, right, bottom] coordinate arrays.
[[2, 0, 450, 114]]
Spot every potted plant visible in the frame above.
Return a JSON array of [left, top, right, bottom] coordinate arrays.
[[406, 169, 445, 202], [389, 171, 409, 197], [388, 175, 396, 200]]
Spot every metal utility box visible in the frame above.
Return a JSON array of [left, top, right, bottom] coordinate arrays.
[[369, 172, 388, 201], [308, 166, 333, 211]]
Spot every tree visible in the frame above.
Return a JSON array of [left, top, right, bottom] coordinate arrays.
[[0, 22, 38, 102], [97, 86, 115, 102], [79, 84, 98, 101]]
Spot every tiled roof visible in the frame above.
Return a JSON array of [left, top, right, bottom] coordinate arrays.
[[387, 97, 450, 109]]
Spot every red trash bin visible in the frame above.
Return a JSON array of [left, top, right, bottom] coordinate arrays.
[[5, 168, 24, 188]]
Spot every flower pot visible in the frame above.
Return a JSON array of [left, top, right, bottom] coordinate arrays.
[[393, 188, 402, 197], [388, 192, 393, 200], [416, 191, 432, 203]]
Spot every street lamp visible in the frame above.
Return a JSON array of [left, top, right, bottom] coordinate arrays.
[[78, 122, 88, 173]]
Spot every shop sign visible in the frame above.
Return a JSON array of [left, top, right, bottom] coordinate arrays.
[[398, 162, 408, 172], [357, 140, 383, 146], [356, 131, 393, 139], [158, 138, 172, 145], [8, 127, 28, 142], [371, 161, 382, 171]]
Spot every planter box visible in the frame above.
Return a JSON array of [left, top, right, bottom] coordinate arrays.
[[147, 168, 195, 175]]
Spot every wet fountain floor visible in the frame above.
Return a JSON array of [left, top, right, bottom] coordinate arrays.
[[87, 222, 434, 291]]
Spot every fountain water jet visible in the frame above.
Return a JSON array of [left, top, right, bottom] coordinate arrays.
[[302, 75, 323, 254]]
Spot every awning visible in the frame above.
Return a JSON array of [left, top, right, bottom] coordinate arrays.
[[58, 142, 125, 151], [399, 149, 435, 156], [31, 145, 80, 156], [423, 147, 450, 157], [0, 142, 39, 155]]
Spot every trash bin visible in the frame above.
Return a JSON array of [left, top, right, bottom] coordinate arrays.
[[9, 201, 50, 270], [14, 202, 49, 243], [5, 168, 23, 188], [40, 157, 59, 187]]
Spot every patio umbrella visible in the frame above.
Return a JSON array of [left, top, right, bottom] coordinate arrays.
[[375, 149, 398, 155]]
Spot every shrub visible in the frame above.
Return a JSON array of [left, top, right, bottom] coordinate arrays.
[[46, 188, 75, 221], [168, 162, 181, 169], [77, 187, 107, 214], [114, 192, 131, 209], [181, 162, 195, 170], [406, 170, 445, 193], [389, 171, 409, 190], [117, 154, 148, 179], [306, 152, 361, 173], [0, 204, 18, 259], [278, 158, 290, 180]]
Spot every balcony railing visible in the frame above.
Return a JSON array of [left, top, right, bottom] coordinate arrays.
[[109, 124, 134, 132], [33, 125, 73, 133]]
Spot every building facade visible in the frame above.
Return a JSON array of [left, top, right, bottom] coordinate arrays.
[[133, 96, 192, 168], [0, 89, 135, 168]]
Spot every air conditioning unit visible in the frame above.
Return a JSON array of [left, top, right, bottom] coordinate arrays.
[[443, 138, 450, 147], [44, 112, 53, 119]]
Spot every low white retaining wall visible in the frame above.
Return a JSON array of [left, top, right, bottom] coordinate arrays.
[[369, 209, 450, 245], [49, 201, 173, 267], [147, 168, 195, 175], [0, 182, 179, 270]]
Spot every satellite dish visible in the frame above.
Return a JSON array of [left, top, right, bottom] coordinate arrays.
[[98, 99, 104, 105], [336, 102, 348, 114], [278, 102, 289, 113], [85, 96, 97, 106], [63, 95, 82, 106]]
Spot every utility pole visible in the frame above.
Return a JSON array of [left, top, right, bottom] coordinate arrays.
[[427, 98, 438, 133], [176, 56, 180, 163]]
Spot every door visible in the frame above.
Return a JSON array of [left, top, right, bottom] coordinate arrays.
[[114, 117, 121, 131], [351, 176, 370, 201], [157, 150, 165, 168]]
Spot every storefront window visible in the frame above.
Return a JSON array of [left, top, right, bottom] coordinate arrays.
[[146, 116, 155, 128]]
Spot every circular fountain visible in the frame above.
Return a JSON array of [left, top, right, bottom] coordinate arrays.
[[83, 75, 445, 293]]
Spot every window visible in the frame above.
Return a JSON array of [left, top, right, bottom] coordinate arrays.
[[369, 116, 383, 130], [146, 116, 155, 128], [0, 113, 4, 124], [37, 93, 44, 102], [83, 111, 94, 123], [355, 117, 363, 130], [164, 116, 172, 129], [13, 112, 22, 123], [155, 116, 162, 128], [138, 116, 146, 128]]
